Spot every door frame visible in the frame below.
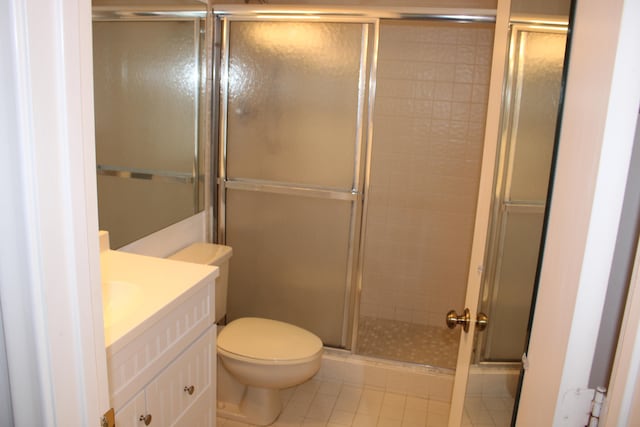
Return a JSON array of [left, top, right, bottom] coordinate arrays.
[[604, 221, 640, 426], [517, 0, 640, 424], [1, 0, 109, 425]]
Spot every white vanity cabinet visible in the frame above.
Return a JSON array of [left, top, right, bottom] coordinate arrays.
[[101, 249, 218, 427], [114, 327, 215, 427], [114, 391, 146, 426]]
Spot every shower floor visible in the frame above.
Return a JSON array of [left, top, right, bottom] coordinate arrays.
[[356, 316, 461, 370]]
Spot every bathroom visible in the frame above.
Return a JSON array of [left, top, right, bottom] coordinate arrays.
[[1, 0, 640, 427], [92, 0, 568, 425]]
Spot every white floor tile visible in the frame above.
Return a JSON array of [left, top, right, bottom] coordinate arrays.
[[302, 419, 328, 427], [357, 389, 385, 416], [318, 381, 343, 397], [352, 413, 379, 427], [216, 376, 517, 427], [377, 417, 402, 427], [378, 392, 406, 420], [290, 389, 317, 406], [328, 410, 356, 426], [334, 386, 363, 413]]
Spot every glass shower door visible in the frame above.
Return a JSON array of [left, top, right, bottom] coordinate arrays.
[[478, 26, 567, 363], [218, 18, 375, 347], [456, 24, 568, 427]]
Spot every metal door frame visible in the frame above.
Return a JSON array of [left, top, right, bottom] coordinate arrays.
[[214, 12, 377, 348], [476, 20, 569, 366], [212, 5, 497, 349]]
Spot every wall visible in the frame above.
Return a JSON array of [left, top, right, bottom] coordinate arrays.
[[119, 212, 207, 257], [360, 20, 494, 327], [589, 112, 640, 388], [0, 309, 13, 426], [517, 0, 640, 422]]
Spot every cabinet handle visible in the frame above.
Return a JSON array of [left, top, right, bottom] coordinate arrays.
[[139, 414, 152, 425], [184, 385, 195, 395]]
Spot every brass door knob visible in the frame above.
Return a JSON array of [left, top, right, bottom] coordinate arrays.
[[184, 385, 195, 395], [446, 309, 489, 333], [139, 414, 152, 425], [476, 312, 489, 331], [446, 308, 471, 332]]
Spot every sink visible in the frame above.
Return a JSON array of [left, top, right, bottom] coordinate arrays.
[[102, 280, 143, 325], [100, 249, 218, 348]]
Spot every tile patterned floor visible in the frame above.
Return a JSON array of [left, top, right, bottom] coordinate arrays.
[[217, 376, 515, 427], [217, 377, 451, 427], [462, 396, 515, 427], [356, 317, 460, 370]]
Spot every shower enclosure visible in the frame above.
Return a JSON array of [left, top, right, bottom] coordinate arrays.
[[215, 6, 497, 368], [216, 0, 567, 366], [356, 18, 494, 370]]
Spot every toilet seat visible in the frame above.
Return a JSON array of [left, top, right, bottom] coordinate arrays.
[[217, 317, 323, 364]]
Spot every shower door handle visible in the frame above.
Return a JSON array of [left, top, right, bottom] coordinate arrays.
[[446, 308, 471, 332], [446, 308, 488, 333]]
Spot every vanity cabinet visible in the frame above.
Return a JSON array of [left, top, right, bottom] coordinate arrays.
[[114, 391, 146, 426], [114, 327, 215, 427], [101, 249, 218, 427]]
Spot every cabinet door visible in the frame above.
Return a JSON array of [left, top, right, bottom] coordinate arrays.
[[146, 328, 214, 426], [172, 386, 213, 427], [115, 390, 147, 427]]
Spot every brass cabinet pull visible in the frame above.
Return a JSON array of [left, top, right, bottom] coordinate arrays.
[[184, 385, 195, 395], [139, 414, 152, 425]]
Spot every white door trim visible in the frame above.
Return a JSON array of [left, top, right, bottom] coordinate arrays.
[[1, 0, 109, 425], [598, 3, 640, 426], [604, 224, 640, 426], [517, 0, 640, 424]]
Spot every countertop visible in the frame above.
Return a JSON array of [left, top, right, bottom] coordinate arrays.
[[100, 249, 218, 350]]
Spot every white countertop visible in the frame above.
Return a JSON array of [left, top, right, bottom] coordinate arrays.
[[100, 249, 218, 349]]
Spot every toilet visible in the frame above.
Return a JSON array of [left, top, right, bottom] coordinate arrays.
[[169, 243, 323, 426]]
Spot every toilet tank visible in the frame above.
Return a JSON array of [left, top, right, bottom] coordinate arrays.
[[168, 243, 232, 323]]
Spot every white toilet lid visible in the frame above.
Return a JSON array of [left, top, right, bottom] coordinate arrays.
[[217, 317, 323, 362]]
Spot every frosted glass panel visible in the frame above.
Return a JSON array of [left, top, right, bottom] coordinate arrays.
[[225, 190, 352, 346], [93, 20, 199, 172], [484, 211, 545, 361], [479, 29, 567, 363], [226, 21, 364, 189], [508, 31, 566, 202]]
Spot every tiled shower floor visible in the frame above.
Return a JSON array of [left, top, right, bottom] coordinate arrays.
[[356, 317, 460, 370]]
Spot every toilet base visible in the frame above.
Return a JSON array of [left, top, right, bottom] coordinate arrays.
[[217, 386, 282, 426]]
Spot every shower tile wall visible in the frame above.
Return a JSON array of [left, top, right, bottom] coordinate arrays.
[[360, 21, 493, 340]]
